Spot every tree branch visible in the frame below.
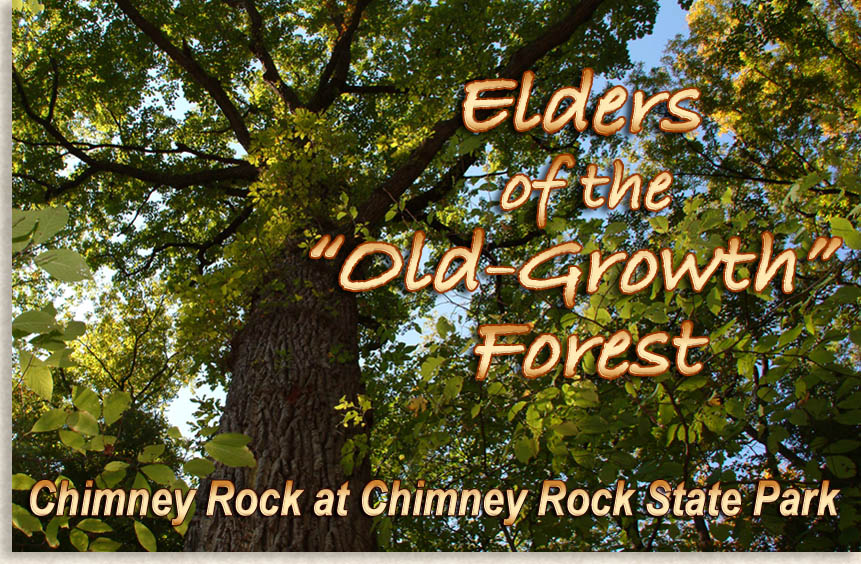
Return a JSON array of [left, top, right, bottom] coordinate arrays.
[[240, 0, 303, 109], [13, 68, 259, 198], [14, 168, 100, 201], [14, 135, 247, 166], [113, 0, 253, 149], [132, 204, 255, 274], [357, 0, 607, 228], [308, 0, 374, 112], [401, 153, 479, 219]]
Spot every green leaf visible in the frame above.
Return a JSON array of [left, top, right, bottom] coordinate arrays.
[[134, 520, 157, 552], [69, 528, 88, 551], [789, 171, 828, 202], [508, 401, 527, 422], [204, 435, 256, 468], [100, 468, 127, 489], [650, 216, 669, 233], [644, 304, 669, 324], [604, 221, 627, 236], [830, 217, 861, 250], [514, 436, 536, 463], [777, 324, 803, 348], [598, 463, 618, 484], [76, 518, 113, 533], [12, 236, 31, 254], [12, 473, 36, 490], [677, 375, 707, 392], [420, 356, 444, 382], [44, 516, 67, 548], [89, 537, 122, 552], [22, 361, 53, 401], [59, 429, 86, 451], [12, 310, 58, 334], [825, 440, 861, 454], [577, 415, 608, 435], [138, 444, 166, 463], [141, 464, 176, 485], [436, 317, 455, 337], [87, 435, 107, 452], [133, 471, 151, 493], [103, 391, 131, 425], [32, 206, 69, 244], [12, 208, 38, 239], [61, 320, 87, 341], [104, 461, 129, 472], [443, 375, 463, 400], [458, 133, 484, 155], [167, 426, 182, 439], [376, 515, 393, 550], [207, 432, 252, 447], [706, 285, 721, 315], [826, 455, 857, 479], [31, 408, 67, 432], [73, 387, 101, 417], [45, 348, 75, 368], [67, 411, 99, 436], [12, 503, 42, 536], [571, 389, 600, 408], [553, 421, 578, 436], [183, 458, 216, 478], [34, 249, 93, 281]]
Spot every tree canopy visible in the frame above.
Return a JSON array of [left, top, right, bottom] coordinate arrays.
[[11, 0, 861, 552]]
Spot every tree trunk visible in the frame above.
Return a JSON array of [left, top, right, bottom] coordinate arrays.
[[184, 251, 375, 551]]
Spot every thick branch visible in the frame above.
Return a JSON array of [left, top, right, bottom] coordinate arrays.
[[13, 136, 247, 166], [308, 0, 374, 112], [401, 153, 479, 218], [14, 168, 99, 201], [13, 69, 258, 198], [113, 0, 253, 149], [357, 0, 607, 228], [241, 0, 303, 109]]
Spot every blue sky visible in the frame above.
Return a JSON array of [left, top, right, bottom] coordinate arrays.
[[629, 1, 688, 70], [164, 0, 692, 437]]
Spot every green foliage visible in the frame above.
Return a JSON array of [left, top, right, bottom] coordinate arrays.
[[10, 204, 254, 550], [203, 434, 256, 468]]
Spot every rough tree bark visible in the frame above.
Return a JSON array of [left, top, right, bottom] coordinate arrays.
[[184, 252, 374, 551]]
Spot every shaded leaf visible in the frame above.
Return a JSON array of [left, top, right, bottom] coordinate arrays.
[[34, 249, 93, 281], [183, 458, 215, 478], [12, 503, 42, 536], [31, 408, 67, 433], [140, 464, 176, 485], [134, 521, 157, 552], [12, 473, 36, 490], [103, 391, 131, 425], [76, 518, 113, 533], [89, 537, 122, 552]]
